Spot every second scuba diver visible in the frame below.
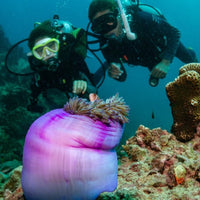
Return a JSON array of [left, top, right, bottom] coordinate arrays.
[[27, 17, 101, 112], [88, 0, 198, 87]]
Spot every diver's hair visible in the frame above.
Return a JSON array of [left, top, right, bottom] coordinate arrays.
[[88, 0, 118, 21], [28, 20, 57, 50]]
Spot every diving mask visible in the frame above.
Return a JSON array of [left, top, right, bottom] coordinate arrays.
[[91, 11, 118, 35], [32, 38, 60, 60]]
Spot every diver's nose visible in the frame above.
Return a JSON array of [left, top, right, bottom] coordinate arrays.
[[42, 48, 54, 62], [45, 48, 51, 56]]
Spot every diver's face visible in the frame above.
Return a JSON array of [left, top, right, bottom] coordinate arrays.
[[93, 9, 123, 38], [32, 37, 59, 63]]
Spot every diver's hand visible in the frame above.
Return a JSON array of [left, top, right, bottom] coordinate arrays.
[[150, 59, 170, 79], [108, 62, 123, 79], [73, 80, 87, 95]]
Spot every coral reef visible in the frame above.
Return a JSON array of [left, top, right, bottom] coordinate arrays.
[[0, 84, 40, 164], [98, 125, 200, 199], [2, 125, 200, 199], [0, 166, 24, 200], [166, 63, 200, 142], [0, 25, 26, 70], [0, 25, 11, 53]]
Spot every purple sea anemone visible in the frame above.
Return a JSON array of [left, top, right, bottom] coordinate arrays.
[[21, 95, 129, 200]]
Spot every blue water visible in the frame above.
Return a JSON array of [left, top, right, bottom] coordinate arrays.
[[1, 0, 200, 141]]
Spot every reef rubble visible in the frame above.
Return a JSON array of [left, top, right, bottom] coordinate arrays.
[[98, 125, 200, 200]]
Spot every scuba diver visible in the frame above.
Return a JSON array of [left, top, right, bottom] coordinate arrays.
[[21, 16, 104, 113], [87, 0, 198, 87]]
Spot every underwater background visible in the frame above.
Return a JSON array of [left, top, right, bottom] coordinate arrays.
[[0, 0, 200, 148], [1, 0, 200, 199]]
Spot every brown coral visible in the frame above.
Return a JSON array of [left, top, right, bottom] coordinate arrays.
[[166, 63, 200, 142], [63, 94, 129, 124]]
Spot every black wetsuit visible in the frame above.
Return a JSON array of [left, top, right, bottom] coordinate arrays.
[[29, 54, 96, 95], [100, 7, 197, 81]]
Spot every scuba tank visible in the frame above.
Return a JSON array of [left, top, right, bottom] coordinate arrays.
[[138, 4, 163, 17]]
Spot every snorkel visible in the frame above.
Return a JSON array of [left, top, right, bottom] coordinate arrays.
[[116, 0, 137, 40]]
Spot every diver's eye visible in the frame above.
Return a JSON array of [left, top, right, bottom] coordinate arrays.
[[35, 46, 44, 56], [47, 41, 56, 51]]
